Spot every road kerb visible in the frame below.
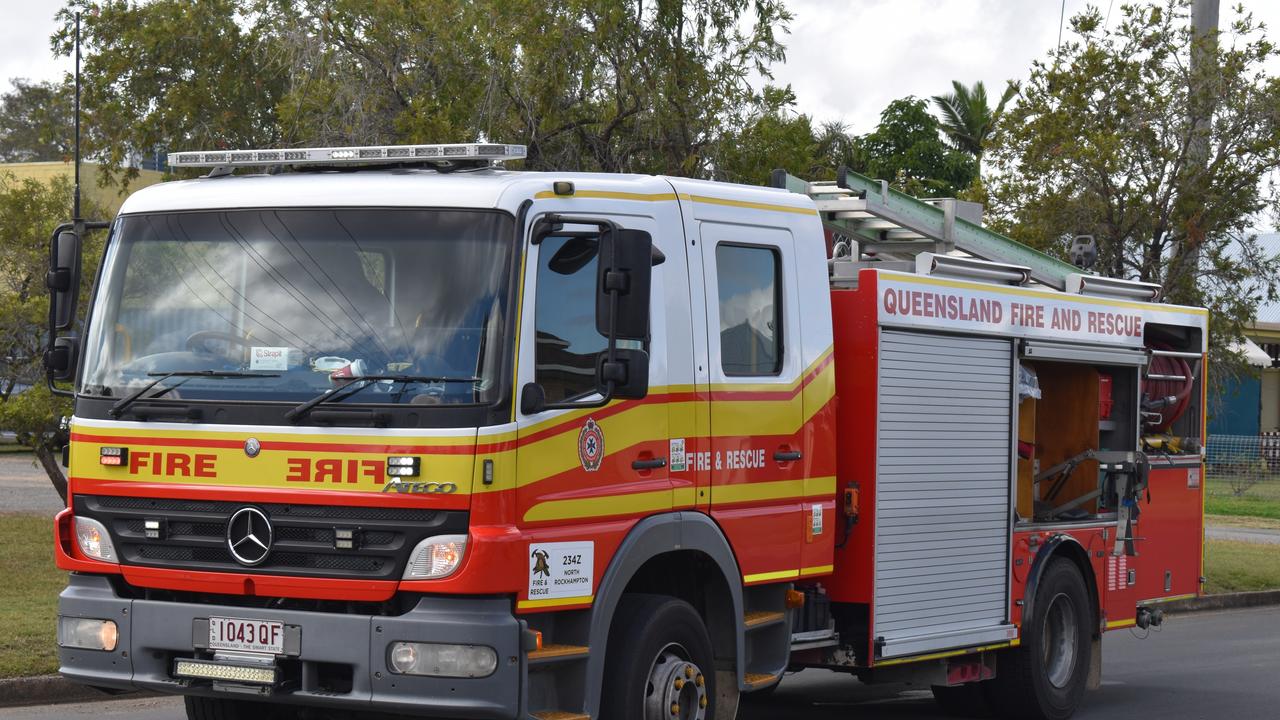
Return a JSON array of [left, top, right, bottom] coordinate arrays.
[[1160, 589, 1280, 614], [0, 675, 154, 709]]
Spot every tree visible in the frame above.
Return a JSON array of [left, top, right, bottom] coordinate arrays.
[[0, 79, 74, 162], [856, 97, 977, 198], [57, 0, 792, 180], [53, 0, 288, 187], [931, 79, 1018, 172], [266, 0, 793, 175], [985, 0, 1280, 359], [0, 172, 108, 494], [712, 87, 821, 186]]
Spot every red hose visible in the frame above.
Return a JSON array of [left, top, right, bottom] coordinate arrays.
[[1144, 347, 1194, 432]]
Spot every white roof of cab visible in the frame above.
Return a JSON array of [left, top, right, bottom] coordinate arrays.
[[116, 167, 816, 216]]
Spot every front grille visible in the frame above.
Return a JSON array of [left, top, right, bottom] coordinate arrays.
[[76, 495, 466, 581]]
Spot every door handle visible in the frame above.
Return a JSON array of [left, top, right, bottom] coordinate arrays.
[[774, 450, 802, 462], [632, 457, 668, 471]]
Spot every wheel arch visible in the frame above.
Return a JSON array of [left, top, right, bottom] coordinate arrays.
[[582, 511, 745, 718], [1025, 534, 1101, 636]]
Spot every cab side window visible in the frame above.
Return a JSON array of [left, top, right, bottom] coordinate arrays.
[[535, 235, 607, 401], [716, 244, 782, 376]]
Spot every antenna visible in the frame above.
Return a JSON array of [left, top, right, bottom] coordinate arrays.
[[73, 11, 82, 231]]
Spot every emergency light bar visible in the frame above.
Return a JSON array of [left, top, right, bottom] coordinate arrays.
[[167, 143, 527, 169]]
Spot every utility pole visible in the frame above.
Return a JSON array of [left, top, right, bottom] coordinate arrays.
[[1175, 0, 1218, 294]]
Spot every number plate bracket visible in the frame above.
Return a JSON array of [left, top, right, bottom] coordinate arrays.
[[192, 618, 302, 656]]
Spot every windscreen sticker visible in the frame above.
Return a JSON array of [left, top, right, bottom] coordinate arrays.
[[670, 438, 687, 472], [249, 347, 290, 371], [528, 541, 594, 601]]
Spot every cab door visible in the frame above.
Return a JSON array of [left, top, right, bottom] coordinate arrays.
[[698, 223, 805, 582], [510, 199, 692, 611]]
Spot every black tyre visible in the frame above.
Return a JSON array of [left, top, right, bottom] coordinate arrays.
[[184, 696, 302, 720], [931, 682, 992, 717], [986, 559, 1092, 720], [601, 594, 719, 720]]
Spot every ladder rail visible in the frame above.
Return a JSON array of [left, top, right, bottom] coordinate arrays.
[[773, 167, 1083, 290]]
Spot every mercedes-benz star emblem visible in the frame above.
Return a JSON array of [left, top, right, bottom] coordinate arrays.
[[226, 507, 273, 566], [244, 437, 261, 458]]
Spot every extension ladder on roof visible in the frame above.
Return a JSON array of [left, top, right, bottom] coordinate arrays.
[[769, 167, 1082, 290]]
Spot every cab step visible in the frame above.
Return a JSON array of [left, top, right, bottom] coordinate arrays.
[[743, 610, 786, 630], [532, 712, 590, 720], [744, 672, 781, 690], [528, 644, 591, 664]]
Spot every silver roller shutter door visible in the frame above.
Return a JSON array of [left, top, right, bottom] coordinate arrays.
[[875, 330, 1016, 658]]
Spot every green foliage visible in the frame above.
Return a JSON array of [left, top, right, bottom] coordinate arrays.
[[53, 0, 288, 187], [713, 87, 819, 186], [931, 79, 1018, 169], [58, 0, 792, 178], [985, 1, 1280, 361], [0, 79, 74, 162], [855, 97, 977, 198], [0, 172, 106, 452]]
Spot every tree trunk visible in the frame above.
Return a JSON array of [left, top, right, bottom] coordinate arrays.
[[35, 444, 68, 504]]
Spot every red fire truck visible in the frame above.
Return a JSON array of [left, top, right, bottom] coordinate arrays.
[[45, 144, 1206, 720]]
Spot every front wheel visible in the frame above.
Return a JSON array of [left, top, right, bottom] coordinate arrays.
[[986, 559, 1092, 720], [601, 594, 720, 720]]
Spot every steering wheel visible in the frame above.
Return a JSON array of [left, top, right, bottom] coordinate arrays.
[[185, 330, 253, 358]]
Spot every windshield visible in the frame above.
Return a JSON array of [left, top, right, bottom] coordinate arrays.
[[82, 209, 514, 407]]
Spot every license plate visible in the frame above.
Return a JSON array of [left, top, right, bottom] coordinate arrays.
[[208, 617, 285, 654]]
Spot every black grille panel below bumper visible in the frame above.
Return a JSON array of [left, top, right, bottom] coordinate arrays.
[[76, 495, 467, 581]]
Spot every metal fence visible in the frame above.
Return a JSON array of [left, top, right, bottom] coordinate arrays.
[[1204, 434, 1280, 501]]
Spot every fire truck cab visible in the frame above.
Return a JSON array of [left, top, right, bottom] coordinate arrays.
[[46, 144, 1207, 720]]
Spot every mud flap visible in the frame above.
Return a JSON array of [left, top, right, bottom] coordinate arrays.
[[1086, 635, 1102, 691]]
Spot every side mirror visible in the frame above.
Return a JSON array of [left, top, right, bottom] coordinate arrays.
[[44, 335, 79, 382], [596, 348, 648, 400], [595, 229, 654, 341], [48, 229, 82, 330], [520, 382, 547, 415]]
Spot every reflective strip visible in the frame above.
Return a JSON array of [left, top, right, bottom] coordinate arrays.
[[517, 595, 594, 610], [744, 569, 800, 584]]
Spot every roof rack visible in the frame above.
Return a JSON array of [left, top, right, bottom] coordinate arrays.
[[770, 167, 1083, 290]]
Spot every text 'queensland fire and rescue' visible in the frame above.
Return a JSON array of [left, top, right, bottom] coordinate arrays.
[[881, 287, 1143, 339]]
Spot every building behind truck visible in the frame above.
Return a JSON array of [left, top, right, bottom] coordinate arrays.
[[44, 143, 1207, 720]]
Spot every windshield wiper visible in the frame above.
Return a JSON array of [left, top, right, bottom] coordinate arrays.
[[109, 370, 281, 418], [285, 375, 481, 423]]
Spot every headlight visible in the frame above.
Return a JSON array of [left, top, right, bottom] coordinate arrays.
[[58, 617, 118, 651], [74, 517, 117, 562], [403, 535, 467, 580], [387, 642, 497, 678]]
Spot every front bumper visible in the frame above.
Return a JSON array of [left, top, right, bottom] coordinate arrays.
[[58, 574, 523, 719]]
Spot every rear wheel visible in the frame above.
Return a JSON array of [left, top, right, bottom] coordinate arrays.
[[986, 559, 1092, 720], [601, 594, 720, 720]]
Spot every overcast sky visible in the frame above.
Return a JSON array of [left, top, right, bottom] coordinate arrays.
[[4, 0, 1280, 136]]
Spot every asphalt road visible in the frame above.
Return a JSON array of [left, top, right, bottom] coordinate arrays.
[[1, 606, 1276, 720], [0, 453, 63, 514]]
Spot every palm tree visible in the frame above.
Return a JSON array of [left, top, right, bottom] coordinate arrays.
[[931, 80, 1019, 172]]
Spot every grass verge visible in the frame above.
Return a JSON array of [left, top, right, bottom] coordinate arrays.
[[0, 513, 65, 677], [1204, 539, 1280, 595], [1206, 494, 1280, 520]]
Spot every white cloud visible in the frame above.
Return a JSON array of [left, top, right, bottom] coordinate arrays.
[[0, 0, 68, 95]]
